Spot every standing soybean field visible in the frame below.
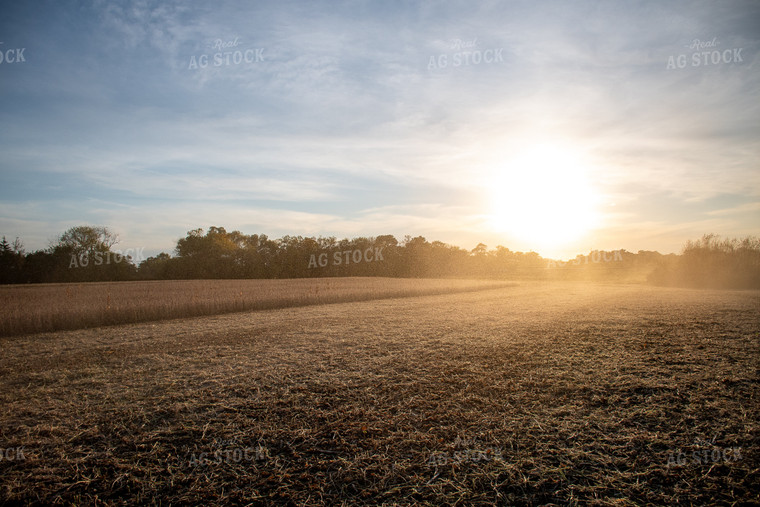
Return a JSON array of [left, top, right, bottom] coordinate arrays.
[[0, 278, 511, 337], [0, 282, 758, 505]]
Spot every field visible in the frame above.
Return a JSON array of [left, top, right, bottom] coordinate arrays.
[[0, 278, 510, 337], [0, 279, 758, 505]]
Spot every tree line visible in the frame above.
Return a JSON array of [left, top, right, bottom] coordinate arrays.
[[647, 234, 760, 289], [1, 226, 758, 288]]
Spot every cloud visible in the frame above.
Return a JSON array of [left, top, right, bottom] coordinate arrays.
[[1, 0, 758, 258]]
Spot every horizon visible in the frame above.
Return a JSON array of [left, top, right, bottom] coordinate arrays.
[[5, 224, 723, 264], [1, 1, 758, 261]]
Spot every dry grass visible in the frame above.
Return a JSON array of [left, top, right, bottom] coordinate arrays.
[[0, 278, 510, 337], [0, 281, 758, 505]]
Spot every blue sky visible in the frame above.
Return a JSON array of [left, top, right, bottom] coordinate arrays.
[[1, 0, 758, 260]]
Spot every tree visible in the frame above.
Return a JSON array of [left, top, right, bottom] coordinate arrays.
[[401, 236, 432, 277], [137, 253, 174, 280], [174, 227, 251, 278], [51, 226, 137, 282], [57, 226, 118, 257], [0, 236, 25, 284]]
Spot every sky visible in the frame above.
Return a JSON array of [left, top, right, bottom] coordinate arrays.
[[1, 0, 758, 261]]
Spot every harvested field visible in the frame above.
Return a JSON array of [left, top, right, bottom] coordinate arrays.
[[0, 278, 510, 337], [0, 281, 758, 505]]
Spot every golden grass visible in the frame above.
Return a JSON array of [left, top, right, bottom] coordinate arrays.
[[0, 282, 757, 504], [0, 278, 511, 337]]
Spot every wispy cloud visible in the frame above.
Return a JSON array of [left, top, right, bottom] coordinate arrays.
[[0, 0, 758, 258]]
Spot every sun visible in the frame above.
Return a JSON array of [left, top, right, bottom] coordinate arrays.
[[485, 142, 599, 252]]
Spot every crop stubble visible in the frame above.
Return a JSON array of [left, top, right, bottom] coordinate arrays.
[[0, 281, 758, 505]]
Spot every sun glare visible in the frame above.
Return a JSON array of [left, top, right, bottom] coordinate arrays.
[[486, 142, 599, 252]]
